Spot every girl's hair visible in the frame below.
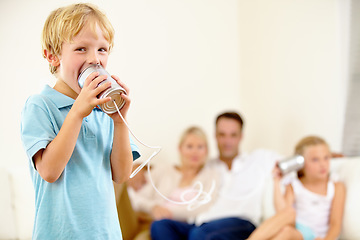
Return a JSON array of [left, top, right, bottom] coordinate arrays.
[[294, 135, 329, 178], [41, 3, 115, 74], [178, 126, 208, 150]]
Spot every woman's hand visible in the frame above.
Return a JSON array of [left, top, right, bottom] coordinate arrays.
[[151, 205, 173, 220]]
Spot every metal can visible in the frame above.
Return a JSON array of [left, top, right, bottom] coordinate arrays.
[[277, 155, 305, 175], [78, 64, 126, 114]]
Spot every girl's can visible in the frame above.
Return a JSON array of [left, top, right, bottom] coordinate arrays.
[[277, 155, 305, 175], [78, 64, 126, 114]]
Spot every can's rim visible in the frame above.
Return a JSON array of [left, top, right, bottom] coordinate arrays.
[[78, 64, 103, 87]]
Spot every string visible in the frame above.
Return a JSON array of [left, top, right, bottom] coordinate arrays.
[[113, 100, 161, 178], [113, 100, 215, 210]]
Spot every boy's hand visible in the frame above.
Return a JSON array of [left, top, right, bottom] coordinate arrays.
[[73, 72, 112, 118], [108, 75, 131, 123]]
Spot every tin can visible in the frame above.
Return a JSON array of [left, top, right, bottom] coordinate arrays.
[[78, 64, 126, 114], [277, 155, 305, 175]]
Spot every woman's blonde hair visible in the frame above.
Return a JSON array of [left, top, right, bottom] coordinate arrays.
[[41, 3, 115, 74], [294, 135, 329, 178], [178, 126, 208, 150]]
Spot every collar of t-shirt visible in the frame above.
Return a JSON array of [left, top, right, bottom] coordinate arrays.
[[42, 85, 75, 109], [216, 153, 250, 174]]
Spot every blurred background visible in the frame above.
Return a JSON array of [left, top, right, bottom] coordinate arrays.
[[0, 0, 351, 169]]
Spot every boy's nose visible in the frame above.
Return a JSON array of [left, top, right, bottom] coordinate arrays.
[[88, 52, 100, 65]]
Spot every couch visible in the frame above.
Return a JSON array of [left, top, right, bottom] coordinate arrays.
[[1, 157, 359, 240], [0, 165, 34, 240]]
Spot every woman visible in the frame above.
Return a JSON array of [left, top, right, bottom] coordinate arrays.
[[124, 126, 219, 240]]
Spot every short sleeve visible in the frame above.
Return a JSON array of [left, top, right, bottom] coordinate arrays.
[[129, 136, 141, 161], [20, 96, 58, 169]]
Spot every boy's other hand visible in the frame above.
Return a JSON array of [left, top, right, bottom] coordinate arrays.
[[108, 75, 131, 124]]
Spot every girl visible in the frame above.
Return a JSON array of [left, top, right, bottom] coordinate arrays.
[[248, 136, 346, 240]]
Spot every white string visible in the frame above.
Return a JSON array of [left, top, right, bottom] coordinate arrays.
[[113, 100, 215, 210], [184, 180, 216, 211], [147, 164, 216, 210], [113, 101, 161, 178]]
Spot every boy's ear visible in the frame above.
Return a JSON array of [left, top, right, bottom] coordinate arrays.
[[43, 49, 60, 67]]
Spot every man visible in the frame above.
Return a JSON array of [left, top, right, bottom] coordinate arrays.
[[151, 111, 281, 240]]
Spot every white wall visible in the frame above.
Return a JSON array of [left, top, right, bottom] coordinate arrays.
[[0, 0, 241, 168], [238, 0, 348, 156], [0, 0, 347, 170]]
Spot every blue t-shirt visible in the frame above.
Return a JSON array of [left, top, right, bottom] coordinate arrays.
[[20, 85, 140, 240]]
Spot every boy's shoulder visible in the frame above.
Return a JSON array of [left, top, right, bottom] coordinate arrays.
[[25, 85, 54, 104], [23, 94, 57, 118], [26, 92, 50, 105], [24, 85, 74, 110], [24, 93, 51, 112]]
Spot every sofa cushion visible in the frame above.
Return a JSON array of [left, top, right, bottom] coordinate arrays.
[[0, 167, 17, 239], [0, 165, 34, 240], [331, 158, 360, 239]]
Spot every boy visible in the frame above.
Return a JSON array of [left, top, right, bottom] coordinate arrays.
[[20, 3, 140, 239]]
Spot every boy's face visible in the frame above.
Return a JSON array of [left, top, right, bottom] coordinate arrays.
[[55, 22, 110, 98]]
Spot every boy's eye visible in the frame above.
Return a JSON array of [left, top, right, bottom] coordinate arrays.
[[75, 48, 85, 52], [98, 48, 108, 52]]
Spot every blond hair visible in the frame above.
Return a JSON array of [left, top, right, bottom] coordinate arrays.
[[178, 126, 208, 150], [41, 3, 114, 74], [294, 135, 329, 178]]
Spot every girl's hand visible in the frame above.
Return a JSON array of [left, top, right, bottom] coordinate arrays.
[[108, 75, 131, 124], [74, 72, 112, 118], [272, 163, 283, 182]]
